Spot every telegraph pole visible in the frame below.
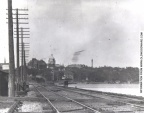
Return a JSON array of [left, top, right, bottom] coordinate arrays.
[[16, 9, 20, 91], [12, 9, 29, 89], [19, 43, 30, 64], [23, 50, 27, 82], [8, 0, 15, 97], [7, 7, 30, 92], [21, 27, 24, 82]]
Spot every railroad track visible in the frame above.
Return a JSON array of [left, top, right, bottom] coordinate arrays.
[[39, 84, 144, 113], [33, 84, 101, 113], [0, 100, 18, 113], [7, 101, 21, 113], [66, 87, 144, 102], [43, 84, 143, 101], [55, 86, 144, 106], [54, 86, 144, 109]]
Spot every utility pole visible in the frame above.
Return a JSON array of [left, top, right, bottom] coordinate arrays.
[[8, 0, 15, 97], [12, 9, 29, 90], [19, 43, 30, 65], [21, 27, 24, 82], [19, 28, 30, 82], [19, 32, 30, 82], [7, 8, 30, 92], [16, 9, 20, 91], [23, 50, 27, 82]]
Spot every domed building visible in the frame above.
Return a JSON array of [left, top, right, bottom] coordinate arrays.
[[48, 54, 56, 69]]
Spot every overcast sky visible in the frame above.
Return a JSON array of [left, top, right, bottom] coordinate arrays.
[[0, 0, 144, 67]]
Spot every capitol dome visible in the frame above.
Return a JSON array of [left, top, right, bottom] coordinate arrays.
[[48, 54, 56, 68]]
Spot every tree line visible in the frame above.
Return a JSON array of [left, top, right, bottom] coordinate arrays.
[[65, 66, 139, 83], [27, 65, 139, 84]]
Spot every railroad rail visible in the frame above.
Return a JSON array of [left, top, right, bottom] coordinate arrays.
[[55, 86, 144, 108], [69, 87, 144, 102], [33, 84, 101, 113], [53, 86, 144, 112], [34, 85, 60, 113], [29, 83, 144, 113], [7, 101, 20, 113], [43, 84, 144, 113]]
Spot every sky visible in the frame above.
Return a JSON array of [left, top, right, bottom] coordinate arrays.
[[0, 0, 144, 67]]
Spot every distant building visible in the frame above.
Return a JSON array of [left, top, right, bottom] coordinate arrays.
[[63, 70, 74, 80], [48, 54, 56, 69], [2, 64, 9, 71], [67, 64, 86, 68], [28, 58, 47, 70], [28, 58, 39, 69], [38, 60, 47, 69], [0, 63, 9, 71], [0, 70, 8, 96], [55, 64, 65, 70], [0, 58, 9, 71]]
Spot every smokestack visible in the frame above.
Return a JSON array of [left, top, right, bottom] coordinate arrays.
[[91, 59, 93, 68]]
